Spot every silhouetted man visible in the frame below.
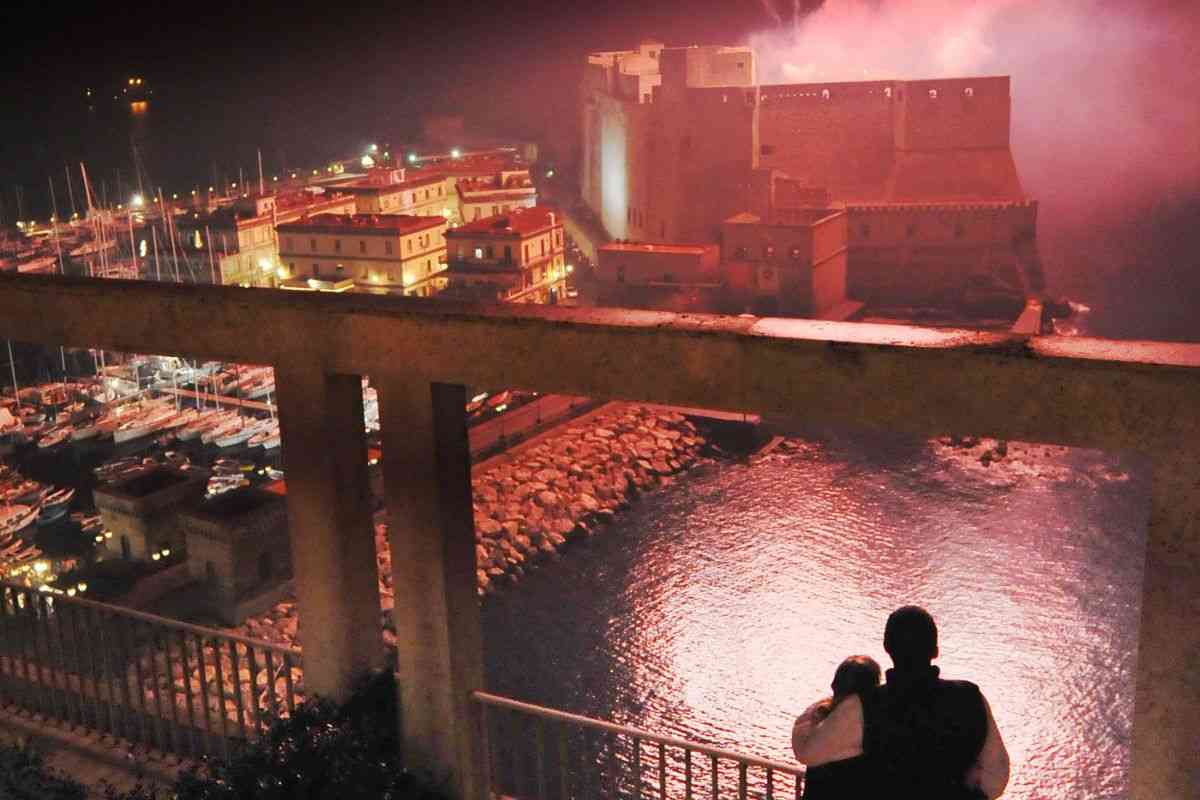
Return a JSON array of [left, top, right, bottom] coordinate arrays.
[[794, 606, 1010, 799]]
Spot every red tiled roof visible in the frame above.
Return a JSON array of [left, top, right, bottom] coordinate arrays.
[[460, 192, 537, 205], [277, 213, 446, 235], [445, 206, 561, 239]]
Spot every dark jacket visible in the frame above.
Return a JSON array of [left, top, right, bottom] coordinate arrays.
[[860, 666, 988, 800]]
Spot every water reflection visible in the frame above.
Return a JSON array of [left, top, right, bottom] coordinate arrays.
[[483, 430, 1147, 800]]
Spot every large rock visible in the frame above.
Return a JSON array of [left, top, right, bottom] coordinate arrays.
[[477, 517, 504, 539]]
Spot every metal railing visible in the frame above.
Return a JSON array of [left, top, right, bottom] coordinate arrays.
[[473, 691, 806, 800], [0, 581, 301, 761]]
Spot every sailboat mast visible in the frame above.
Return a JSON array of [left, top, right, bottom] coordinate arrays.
[[205, 226, 217, 284], [257, 148, 265, 196], [151, 226, 161, 281], [64, 164, 78, 219], [7, 340, 19, 405], [48, 177, 65, 274], [159, 188, 181, 281], [129, 212, 138, 277]]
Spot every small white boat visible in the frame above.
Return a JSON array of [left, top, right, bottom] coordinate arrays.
[[248, 420, 281, 448], [0, 504, 39, 536], [214, 419, 273, 448], [178, 410, 238, 441], [112, 405, 177, 444], [37, 427, 73, 449]]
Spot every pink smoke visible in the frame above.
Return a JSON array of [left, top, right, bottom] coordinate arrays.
[[747, 0, 1200, 290]]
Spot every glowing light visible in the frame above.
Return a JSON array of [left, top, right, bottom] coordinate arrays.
[[407, 153, 418, 164], [361, 154, 376, 168], [209, 186, 215, 191], [273, 176, 278, 182], [152, 553, 161, 561], [369, 143, 379, 153], [66, 588, 76, 597], [471, 392, 488, 404], [131, 193, 144, 208], [546, 169, 555, 178], [161, 548, 171, 557], [258, 257, 273, 272], [276, 267, 288, 279], [172, 193, 178, 199], [78, 583, 88, 592], [104, 531, 112, 539], [129, 78, 135, 85], [139, 239, 148, 258], [451, 148, 462, 159], [33, 561, 48, 575], [566, 264, 574, 273], [231, 182, 237, 188]]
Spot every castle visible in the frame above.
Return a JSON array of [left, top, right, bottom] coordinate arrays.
[[581, 41, 1044, 314]]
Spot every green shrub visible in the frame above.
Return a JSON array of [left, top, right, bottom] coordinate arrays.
[[107, 670, 447, 800]]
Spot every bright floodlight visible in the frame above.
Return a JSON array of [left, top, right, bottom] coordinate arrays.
[[369, 143, 379, 153], [131, 193, 144, 208], [451, 148, 462, 159], [361, 154, 376, 168], [407, 153, 418, 164]]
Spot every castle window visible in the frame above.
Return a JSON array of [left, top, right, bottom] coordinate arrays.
[[722, 93, 728, 103], [861, 225, 871, 240], [964, 87, 975, 98], [616, 265, 625, 283], [763, 245, 775, 258], [928, 89, 939, 100], [789, 246, 803, 260], [884, 87, 893, 99], [734, 246, 748, 259], [907, 223, 918, 238], [663, 273, 675, 283], [359, 240, 366, 254], [821, 89, 831, 100]]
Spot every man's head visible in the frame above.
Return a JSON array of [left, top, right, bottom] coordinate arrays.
[[883, 605, 939, 667]]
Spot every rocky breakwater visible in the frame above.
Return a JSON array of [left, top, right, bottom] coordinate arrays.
[[468, 405, 706, 595], [230, 406, 710, 659]]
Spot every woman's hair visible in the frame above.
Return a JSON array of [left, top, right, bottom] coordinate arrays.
[[830, 655, 882, 701]]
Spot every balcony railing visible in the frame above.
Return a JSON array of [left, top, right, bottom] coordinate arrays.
[[0, 581, 301, 761], [474, 691, 805, 800]]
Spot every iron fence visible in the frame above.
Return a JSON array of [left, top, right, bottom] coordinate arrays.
[[0, 581, 301, 761], [473, 691, 806, 800]]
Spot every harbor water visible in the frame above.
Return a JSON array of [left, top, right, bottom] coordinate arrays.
[[482, 428, 1147, 800]]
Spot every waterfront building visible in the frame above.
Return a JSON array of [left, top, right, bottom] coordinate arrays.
[[581, 41, 1044, 310], [175, 191, 356, 287], [276, 212, 448, 297], [720, 205, 849, 317], [443, 206, 566, 303], [333, 166, 453, 219], [455, 169, 537, 225]]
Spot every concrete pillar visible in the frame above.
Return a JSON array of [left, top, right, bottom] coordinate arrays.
[[378, 380, 487, 800], [1130, 450, 1200, 800], [274, 362, 383, 701]]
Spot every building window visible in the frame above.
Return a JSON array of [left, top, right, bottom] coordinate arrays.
[[475, 247, 484, 259], [285, 237, 293, 251], [954, 223, 965, 239], [763, 245, 775, 258], [427, 259, 432, 274], [616, 265, 625, 283], [821, 89, 831, 100], [885, 87, 893, 99], [334, 239, 341, 253], [663, 273, 675, 283], [734, 246, 748, 259], [313, 263, 320, 277], [385, 241, 394, 255], [310, 238, 317, 251], [964, 87, 974, 98], [790, 246, 803, 260], [407, 239, 413, 253], [861, 225, 871, 240], [359, 240, 366, 254], [336, 264, 345, 274], [504, 245, 512, 263], [760, 144, 776, 156], [928, 89, 939, 100], [907, 223, 918, 238], [485, 246, 494, 259], [541, 240, 546, 256]]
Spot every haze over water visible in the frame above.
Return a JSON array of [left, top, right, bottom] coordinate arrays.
[[483, 430, 1148, 800]]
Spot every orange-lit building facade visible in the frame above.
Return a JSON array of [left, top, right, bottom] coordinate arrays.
[[276, 213, 448, 296], [175, 191, 357, 287], [333, 168, 453, 219], [443, 206, 566, 303], [455, 170, 537, 225], [582, 43, 1044, 311]]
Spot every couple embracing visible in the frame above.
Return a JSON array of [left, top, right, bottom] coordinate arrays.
[[792, 606, 1010, 799]]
